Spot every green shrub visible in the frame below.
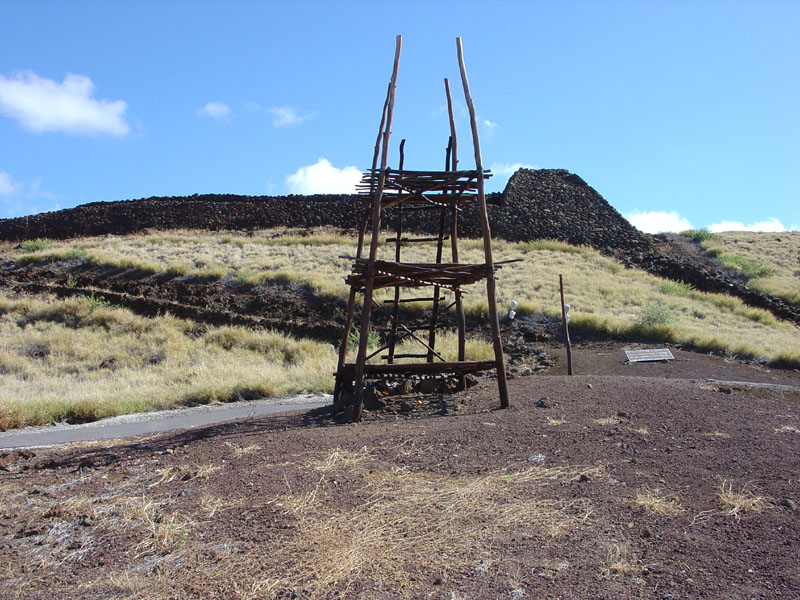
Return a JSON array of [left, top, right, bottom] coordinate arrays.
[[20, 238, 53, 252], [717, 255, 774, 279], [659, 280, 694, 296], [347, 329, 381, 351], [234, 268, 261, 286], [77, 292, 111, 311], [638, 301, 674, 328], [66, 247, 86, 260], [681, 228, 718, 243]]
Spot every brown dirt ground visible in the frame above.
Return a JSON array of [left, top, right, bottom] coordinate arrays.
[[2, 347, 799, 599]]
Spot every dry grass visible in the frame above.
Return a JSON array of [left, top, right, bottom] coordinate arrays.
[[225, 442, 263, 457], [9, 228, 800, 367], [717, 480, 769, 520], [3, 228, 799, 429], [360, 329, 494, 366], [632, 487, 684, 517], [148, 462, 223, 487], [773, 425, 800, 434], [706, 430, 731, 438], [0, 444, 605, 599], [264, 447, 600, 598], [199, 493, 244, 518], [601, 542, 644, 578], [124, 496, 194, 555], [0, 292, 337, 429]]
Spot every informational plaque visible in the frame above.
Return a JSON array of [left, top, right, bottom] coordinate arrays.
[[624, 348, 675, 363]]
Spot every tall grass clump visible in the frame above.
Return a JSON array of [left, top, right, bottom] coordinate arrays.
[[659, 280, 694, 297], [20, 238, 53, 252]]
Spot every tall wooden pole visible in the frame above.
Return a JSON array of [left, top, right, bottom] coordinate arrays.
[[351, 35, 402, 421], [334, 79, 394, 412], [444, 78, 466, 386], [444, 78, 458, 171], [456, 37, 509, 408]]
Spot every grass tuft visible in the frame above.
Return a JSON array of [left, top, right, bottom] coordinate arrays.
[[717, 481, 769, 520], [632, 487, 684, 516]]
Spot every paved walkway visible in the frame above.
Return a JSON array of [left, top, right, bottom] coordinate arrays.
[[0, 393, 331, 449]]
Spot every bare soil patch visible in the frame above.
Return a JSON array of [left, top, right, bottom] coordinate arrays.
[[2, 366, 799, 599]]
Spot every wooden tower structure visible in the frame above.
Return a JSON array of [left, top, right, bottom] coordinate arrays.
[[333, 36, 512, 420]]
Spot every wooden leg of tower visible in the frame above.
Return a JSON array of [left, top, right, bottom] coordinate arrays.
[[427, 207, 447, 362], [486, 274, 509, 407], [351, 277, 376, 421], [333, 287, 359, 413], [450, 203, 467, 390], [456, 36, 509, 408], [387, 206, 403, 363]]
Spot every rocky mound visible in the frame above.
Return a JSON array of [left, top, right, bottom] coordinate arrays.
[[0, 169, 650, 256], [491, 169, 651, 252], [1, 169, 797, 324]]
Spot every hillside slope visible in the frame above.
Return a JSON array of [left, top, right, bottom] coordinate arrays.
[[1, 168, 797, 323]]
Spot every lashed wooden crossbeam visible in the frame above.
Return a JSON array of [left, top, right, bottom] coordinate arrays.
[[337, 360, 497, 377], [356, 169, 491, 205], [345, 259, 519, 291]]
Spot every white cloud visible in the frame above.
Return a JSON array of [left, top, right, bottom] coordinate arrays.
[[489, 162, 537, 177], [483, 119, 499, 130], [0, 71, 129, 136], [198, 102, 230, 119], [27, 177, 59, 202], [707, 218, 787, 233], [625, 210, 693, 233], [269, 106, 314, 127], [0, 170, 19, 196], [286, 158, 361, 194]]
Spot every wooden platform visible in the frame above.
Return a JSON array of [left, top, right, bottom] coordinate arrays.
[[356, 168, 491, 209], [337, 360, 498, 377]]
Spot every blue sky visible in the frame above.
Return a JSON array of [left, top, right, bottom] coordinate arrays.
[[1, 1, 797, 232]]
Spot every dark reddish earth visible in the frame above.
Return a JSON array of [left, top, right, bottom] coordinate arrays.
[[1, 362, 799, 599]]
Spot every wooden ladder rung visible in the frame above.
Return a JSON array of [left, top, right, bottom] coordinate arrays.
[[383, 296, 440, 303], [376, 326, 430, 332], [386, 236, 450, 243], [396, 204, 457, 212], [381, 353, 430, 359]]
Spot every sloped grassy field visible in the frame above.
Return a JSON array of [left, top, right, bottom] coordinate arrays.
[[697, 230, 800, 306], [2, 228, 799, 429]]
